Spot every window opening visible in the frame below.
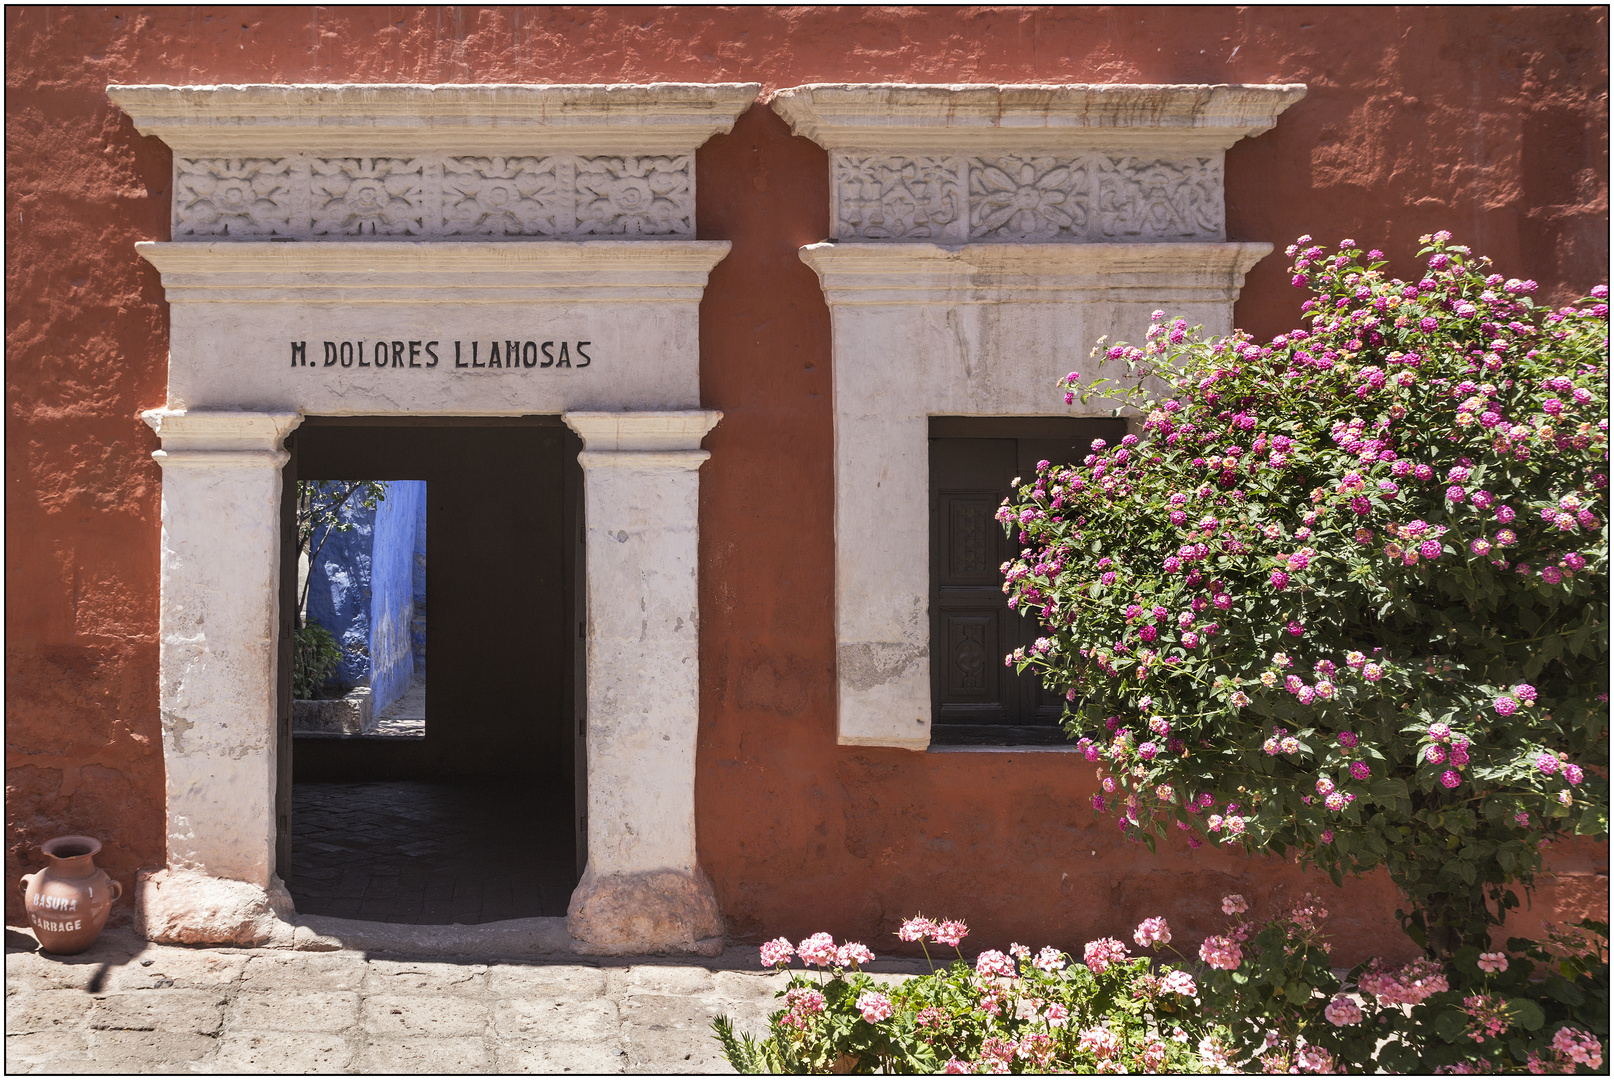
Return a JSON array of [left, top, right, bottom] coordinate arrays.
[[929, 417, 1127, 746]]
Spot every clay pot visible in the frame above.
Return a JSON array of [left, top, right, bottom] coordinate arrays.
[[20, 835, 121, 954]]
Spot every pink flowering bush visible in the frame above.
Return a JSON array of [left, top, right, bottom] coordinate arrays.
[[1000, 234, 1608, 959], [713, 915, 1219, 1073], [1182, 889, 1608, 1074], [716, 908, 1607, 1073]]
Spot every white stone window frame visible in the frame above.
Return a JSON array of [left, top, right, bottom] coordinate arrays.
[[772, 83, 1306, 750], [109, 83, 757, 954]]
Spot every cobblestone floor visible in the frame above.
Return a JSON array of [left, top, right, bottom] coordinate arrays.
[[284, 780, 577, 925], [7, 926, 934, 1074]]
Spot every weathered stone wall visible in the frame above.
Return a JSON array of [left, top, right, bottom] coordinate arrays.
[[6, 6, 1607, 957]]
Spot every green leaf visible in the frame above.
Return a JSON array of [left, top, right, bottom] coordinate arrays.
[[1434, 1008, 1469, 1043], [1506, 997, 1546, 1031], [1541, 975, 1586, 1007]]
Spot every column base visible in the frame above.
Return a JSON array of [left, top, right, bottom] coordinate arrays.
[[567, 867, 724, 956], [134, 868, 295, 947]]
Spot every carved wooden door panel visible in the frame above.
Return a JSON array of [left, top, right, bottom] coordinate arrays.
[[929, 420, 1128, 745], [931, 437, 1017, 729]]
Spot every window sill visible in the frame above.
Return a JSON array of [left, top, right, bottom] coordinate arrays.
[[926, 744, 1083, 754]]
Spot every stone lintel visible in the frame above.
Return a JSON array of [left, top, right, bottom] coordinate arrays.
[[107, 82, 762, 156], [771, 82, 1308, 154]]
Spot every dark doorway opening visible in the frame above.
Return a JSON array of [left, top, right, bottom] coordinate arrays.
[[277, 418, 584, 923], [928, 416, 1127, 746]]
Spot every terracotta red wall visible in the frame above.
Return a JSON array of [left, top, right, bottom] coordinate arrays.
[[7, 6, 1608, 957]]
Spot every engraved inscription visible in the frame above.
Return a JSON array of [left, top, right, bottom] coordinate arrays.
[[835, 154, 962, 240], [968, 155, 1088, 241], [288, 339, 594, 373], [175, 158, 294, 237]]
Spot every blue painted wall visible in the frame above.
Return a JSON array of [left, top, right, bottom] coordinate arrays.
[[368, 480, 425, 715], [304, 480, 428, 710], [411, 492, 428, 676]]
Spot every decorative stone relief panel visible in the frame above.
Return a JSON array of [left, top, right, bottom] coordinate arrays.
[[829, 152, 1224, 243], [173, 153, 696, 240], [174, 158, 296, 237], [310, 158, 427, 236], [968, 155, 1090, 241], [1096, 156, 1223, 240], [834, 154, 965, 240]]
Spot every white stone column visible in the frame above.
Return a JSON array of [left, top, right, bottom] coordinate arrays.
[[135, 408, 300, 945], [563, 410, 724, 955]]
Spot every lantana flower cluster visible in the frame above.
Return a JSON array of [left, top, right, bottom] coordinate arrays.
[[999, 233, 1608, 950]]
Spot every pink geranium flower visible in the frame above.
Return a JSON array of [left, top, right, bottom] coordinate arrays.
[[1134, 916, 1172, 948]]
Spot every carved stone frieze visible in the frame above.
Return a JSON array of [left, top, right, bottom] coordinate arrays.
[[575, 156, 693, 236], [834, 154, 964, 240], [173, 153, 697, 240], [968, 155, 1089, 241], [310, 158, 426, 237], [440, 156, 563, 237], [830, 151, 1225, 243], [1095, 156, 1223, 241], [174, 158, 295, 237]]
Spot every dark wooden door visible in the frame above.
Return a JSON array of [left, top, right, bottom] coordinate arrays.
[[929, 418, 1127, 745]]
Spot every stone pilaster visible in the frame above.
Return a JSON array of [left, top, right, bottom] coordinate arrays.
[[563, 411, 724, 955], [136, 408, 300, 945]]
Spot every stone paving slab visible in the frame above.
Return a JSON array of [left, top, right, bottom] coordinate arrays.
[[4, 925, 932, 1074]]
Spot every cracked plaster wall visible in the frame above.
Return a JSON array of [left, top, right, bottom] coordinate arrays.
[[6, 6, 1607, 958]]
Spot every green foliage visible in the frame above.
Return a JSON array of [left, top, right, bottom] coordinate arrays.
[[999, 233, 1609, 955], [292, 622, 343, 700], [295, 479, 388, 626]]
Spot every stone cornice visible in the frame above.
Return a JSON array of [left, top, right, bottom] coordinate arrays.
[[107, 83, 761, 155], [798, 241, 1273, 304], [770, 83, 1307, 154], [772, 84, 1303, 244], [108, 84, 758, 241], [136, 240, 732, 303]]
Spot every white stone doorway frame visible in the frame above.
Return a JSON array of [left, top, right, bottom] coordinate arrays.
[[771, 82, 1307, 749], [110, 83, 758, 954]]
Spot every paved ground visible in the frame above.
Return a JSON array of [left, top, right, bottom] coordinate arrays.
[[7, 925, 926, 1074], [366, 677, 425, 737], [284, 780, 577, 924]]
